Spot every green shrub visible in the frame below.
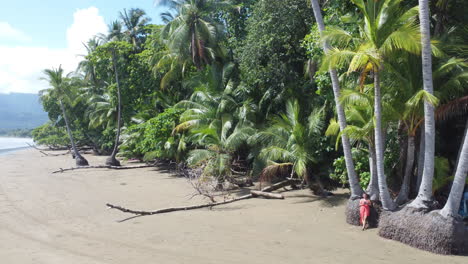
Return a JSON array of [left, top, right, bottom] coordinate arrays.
[[120, 108, 183, 160], [330, 148, 370, 189]]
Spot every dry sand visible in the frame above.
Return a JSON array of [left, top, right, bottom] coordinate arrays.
[[0, 149, 466, 264]]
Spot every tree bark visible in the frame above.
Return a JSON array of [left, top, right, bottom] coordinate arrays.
[[454, 119, 468, 170], [366, 142, 380, 201], [59, 100, 88, 166], [410, 0, 436, 209], [439, 118, 468, 218], [415, 126, 425, 193], [395, 135, 416, 205], [374, 72, 396, 210], [106, 49, 122, 166], [310, 0, 363, 199]]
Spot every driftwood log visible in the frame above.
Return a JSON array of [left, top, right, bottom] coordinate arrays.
[[52, 164, 155, 173], [106, 180, 294, 216]]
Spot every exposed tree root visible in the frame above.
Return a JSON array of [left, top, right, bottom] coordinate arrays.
[[52, 164, 155, 173], [345, 198, 381, 228], [378, 206, 468, 255], [107, 180, 295, 216], [105, 156, 121, 166]]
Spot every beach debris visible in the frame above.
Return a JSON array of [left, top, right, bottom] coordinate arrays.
[[52, 164, 156, 173], [106, 179, 296, 217]]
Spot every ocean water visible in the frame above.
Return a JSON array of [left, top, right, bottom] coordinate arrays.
[[0, 137, 33, 155]]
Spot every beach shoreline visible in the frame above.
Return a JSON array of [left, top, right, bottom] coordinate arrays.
[[0, 149, 466, 264]]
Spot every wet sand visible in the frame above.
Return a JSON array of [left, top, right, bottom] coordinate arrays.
[[0, 149, 466, 264]]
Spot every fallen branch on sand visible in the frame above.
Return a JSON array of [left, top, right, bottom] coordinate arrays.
[[28, 143, 71, 156], [106, 179, 296, 216], [52, 164, 156, 173]]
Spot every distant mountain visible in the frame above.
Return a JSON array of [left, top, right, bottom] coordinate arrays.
[[0, 93, 48, 129]]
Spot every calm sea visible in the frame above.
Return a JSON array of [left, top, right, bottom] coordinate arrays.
[[0, 137, 33, 155]]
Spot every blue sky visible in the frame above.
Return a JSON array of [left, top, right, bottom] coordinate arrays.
[[0, 0, 168, 94]]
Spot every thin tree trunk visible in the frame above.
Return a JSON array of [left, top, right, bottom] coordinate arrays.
[[395, 135, 416, 205], [410, 0, 436, 208], [367, 142, 380, 201], [59, 100, 88, 166], [415, 126, 425, 193], [310, 0, 363, 199], [439, 119, 468, 218], [374, 72, 396, 210], [106, 49, 122, 166]]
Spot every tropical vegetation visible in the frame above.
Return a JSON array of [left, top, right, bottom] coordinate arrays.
[[33, 0, 467, 255]]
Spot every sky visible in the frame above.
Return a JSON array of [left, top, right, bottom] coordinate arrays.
[[0, 0, 168, 94]]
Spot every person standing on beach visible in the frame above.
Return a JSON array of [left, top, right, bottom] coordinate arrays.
[[359, 193, 371, 230]]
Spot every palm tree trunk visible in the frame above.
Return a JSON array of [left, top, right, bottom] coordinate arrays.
[[415, 126, 425, 193], [455, 119, 468, 170], [410, 0, 436, 208], [439, 119, 468, 218], [374, 72, 396, 210], [310, 0, 362, 198], [395, 135, 415, 205], [106, 50, 122, 166], [367, 142, 380, 201], [59, 100, 88, 166]]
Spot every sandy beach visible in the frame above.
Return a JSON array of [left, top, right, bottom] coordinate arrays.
[[0, 149, 466, 264]]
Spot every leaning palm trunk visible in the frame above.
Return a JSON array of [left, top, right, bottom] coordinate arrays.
[[410, 0, 436, 209], [59, 100, 89, 166], [106, 50, 122, 166], [395, 135, 415, 205], [373, 72, 396, 210], [310, 0, 362, 198], [439, 119, 468, 218], [367, 143, 380, 201], [454, 119, 468, 170]]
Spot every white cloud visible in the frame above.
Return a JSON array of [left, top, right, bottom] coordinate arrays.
[[0, 7, 107, 94], [0, 22, 31, 42], [66, 7, 108, 57]]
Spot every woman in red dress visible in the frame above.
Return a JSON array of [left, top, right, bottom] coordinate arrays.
[[359, 193, 371, 230]]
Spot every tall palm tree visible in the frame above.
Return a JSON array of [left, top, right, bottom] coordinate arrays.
[[40, 66, 89, 166], [106, 49, 123, 166], [309, 0, 363, 199], [322, 0, 420, 210], [409, 0, 436, 209]]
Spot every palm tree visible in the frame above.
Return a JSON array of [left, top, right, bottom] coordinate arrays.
[[439, 124, 467, 218], [158, 0, 228, 70], [173, 82, 255, 183], [253, 100, 327, 195], [40, 66, 89, 166], [322, 0, 420, 210], [309, 0, 363, 199], [327, 88, 381, 200], [119, 8, 151, 50], [409, 0, 436, 209], [106, 48, 123, 166]]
